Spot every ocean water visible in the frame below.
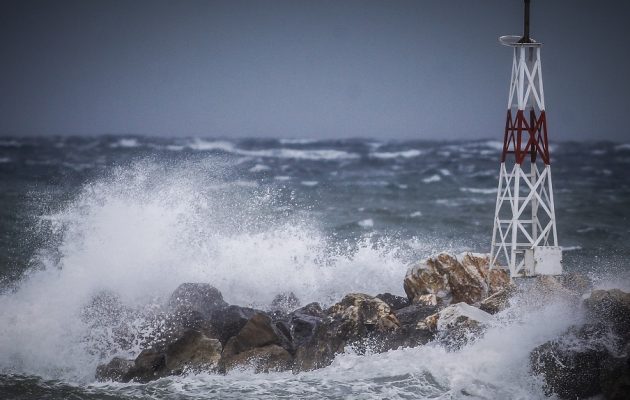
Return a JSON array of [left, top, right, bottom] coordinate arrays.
[[0, 136, 629, 399]]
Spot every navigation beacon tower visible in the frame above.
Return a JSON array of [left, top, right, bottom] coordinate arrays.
[[490, 0, 562, 278]]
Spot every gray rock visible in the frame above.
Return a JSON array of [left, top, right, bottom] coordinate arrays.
[[95, 357, 134, 382], [530, 288, 630, 399], [530, 323, 616, 399], [584, 289, 630, 340], [208, 305, 258, 345], [222, 313, 291, 357], [168, 283, 228, 317]]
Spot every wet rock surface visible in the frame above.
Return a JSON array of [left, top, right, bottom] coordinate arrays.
[[95, 255, 625, 397], [403, 252, 510, 306], [530, 288, 630, 399]]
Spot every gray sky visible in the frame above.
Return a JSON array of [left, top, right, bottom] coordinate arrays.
[[1, 0, 629, 140]]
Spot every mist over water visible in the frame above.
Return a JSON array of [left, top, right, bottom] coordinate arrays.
[[0, 136, 629, 398]]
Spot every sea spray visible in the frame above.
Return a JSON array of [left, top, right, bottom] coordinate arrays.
[[0, 160, 414, 382]]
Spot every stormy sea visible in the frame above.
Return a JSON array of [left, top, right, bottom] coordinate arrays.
[[0, 136, 629, 399]]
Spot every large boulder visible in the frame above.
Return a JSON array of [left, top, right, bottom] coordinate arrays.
[[403, 252, 510, 307], [97, 329, 223, 383], [479, 286, 515, 314], [220, 312, 293, 373], [222, 312, 291, 356], [95, 357, 134, 382], [168, 283, 228, 317], [292, 320, 345, 373], [293, 294, 401, 372], [163, 329, 222, 374], [328, 293, 401, 339], [584, 289, 630, 340], [530, 288, 630, 399], [421, 302, 492, 350], [208, 305, 258, 345], [530, 323, 625, 399], [289, 303, 340, 372]]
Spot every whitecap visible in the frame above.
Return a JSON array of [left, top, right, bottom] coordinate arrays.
[[410, 211, 423, 218], [357, 218, 374, 228], [249, 164, 270, 173], [110, 138, 139, 148], [370, 149, 422, 159], [0, 157, 11, 163], [439, 169, 451, 176], [301, 181, 319, 187], [460, 187, 498, 194], [614, 143, 630, 151], [0, 140, 21, 147], [166, 145, 185, 151], [481, 140, 504, 151], [422, 174, 441, 183], [278, 138, 317, 145], [274, 176, 291, 181], [562, 245, 582, 252], [188, 139, 235, 152], [188, 139, 359, 161]]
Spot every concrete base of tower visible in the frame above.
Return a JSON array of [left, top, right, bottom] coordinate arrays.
[[524, 246, 563, 276]]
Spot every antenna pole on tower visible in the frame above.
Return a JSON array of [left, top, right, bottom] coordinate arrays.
[[519, 0, 532, 44]]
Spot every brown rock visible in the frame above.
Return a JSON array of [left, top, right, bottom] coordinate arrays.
[[328, 293, 400, 336], [222, 313, 290, 357], [403, 252, 510, 306], [479, 285, 516, 314], [164, 329, 222, 373], [221, 344, 293, 373]]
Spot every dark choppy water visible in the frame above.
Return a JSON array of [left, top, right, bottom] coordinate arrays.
[[0, 136, 629, 399]]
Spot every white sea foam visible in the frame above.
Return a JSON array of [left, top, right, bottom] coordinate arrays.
[[110, 138, 139, 148], [481, 140, 504, 151], [249, 164, 271, 173], [301, 181, 319, 187], [422, 174, 441, 183], [410, 211, 423, 218], [186, 139, 359, 160], [0, 139, 21, 147], [358, 219, 374, 228], [562, 245, 583, 252], [370, 149, 422, 159], [278, 138, 318, 145], [460, 187, 498, 194], [166, 144, 185, 151]]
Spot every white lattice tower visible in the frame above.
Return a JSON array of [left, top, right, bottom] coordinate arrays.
[[490, 0, 562, 278]]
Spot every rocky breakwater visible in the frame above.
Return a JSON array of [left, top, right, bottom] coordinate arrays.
[[95, 253, 512, 382]]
